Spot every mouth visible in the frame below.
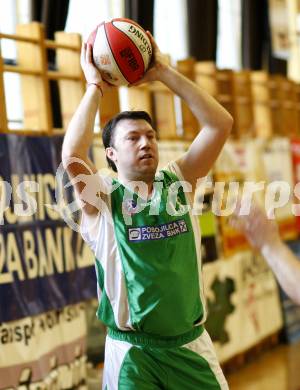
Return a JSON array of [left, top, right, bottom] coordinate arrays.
[[139, 154, 154, 160]]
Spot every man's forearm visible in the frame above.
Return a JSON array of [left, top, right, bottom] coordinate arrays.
[[158, 66, 232, 131], [261, 239, 300, 304], [62, 85, 102, 158]]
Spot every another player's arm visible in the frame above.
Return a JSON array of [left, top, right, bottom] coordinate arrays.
[[261, 239, 300, 305], [230, 203, 300, 305], [133, 33, 233, 190], [62, 43, 106, 216]]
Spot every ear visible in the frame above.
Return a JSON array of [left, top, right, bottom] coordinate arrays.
[[106, 146, 117, 164]]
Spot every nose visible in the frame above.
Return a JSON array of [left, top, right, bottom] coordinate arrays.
[[139, 135, 151, 149]]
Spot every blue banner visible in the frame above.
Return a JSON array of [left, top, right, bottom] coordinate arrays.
[[0, 134, 97, 323]]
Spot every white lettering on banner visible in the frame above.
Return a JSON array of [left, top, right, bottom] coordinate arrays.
[[0, 305, 83, 348], [2, 355, 87, 390], [0, 178, 12, 224], [14, 180, 39, 218], [7, 232, 25, 281], [0, 228, 94, 284], [0, 174, 61, 225], [23, 230, 38, 279], [0, 318, 35, 346], [43, 174, 60, 220], [0, 304, 88, 389]]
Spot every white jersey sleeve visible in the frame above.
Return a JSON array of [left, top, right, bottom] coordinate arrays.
[[163, 160, 195, 206], [80, 172, 114, 251]]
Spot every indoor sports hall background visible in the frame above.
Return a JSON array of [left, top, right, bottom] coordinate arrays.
[[0, 1, 300, 389]]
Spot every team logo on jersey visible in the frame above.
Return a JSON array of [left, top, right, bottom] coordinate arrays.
[[128, 228, 142, 241], [178, 219, 188, 232], [128, 219, 189, 242], [122, 200, 139, 216]]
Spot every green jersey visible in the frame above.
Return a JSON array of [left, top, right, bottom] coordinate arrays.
[[81, 162, 206, 344]]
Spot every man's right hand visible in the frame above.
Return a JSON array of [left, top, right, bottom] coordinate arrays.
[[81, 43, 103, 84], [81, 43, 115, 93]]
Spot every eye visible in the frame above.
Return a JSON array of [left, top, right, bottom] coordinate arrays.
[[127, 135, 137, 141]]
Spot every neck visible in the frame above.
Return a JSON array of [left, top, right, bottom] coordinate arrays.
[[118, 173, 154, 199]]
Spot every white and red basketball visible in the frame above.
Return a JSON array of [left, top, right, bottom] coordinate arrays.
[[87, 18, 152, 86]]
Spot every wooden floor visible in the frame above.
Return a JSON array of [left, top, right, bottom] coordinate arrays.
[[226, 341, 300, 390]]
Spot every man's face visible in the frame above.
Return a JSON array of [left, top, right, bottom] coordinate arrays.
[[106, 118, 159, 181]]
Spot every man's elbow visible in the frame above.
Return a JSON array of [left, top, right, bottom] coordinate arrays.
[[61, 149, 85, 169], [294, 289, 300, 306], [61, 139, 72, 163], [212, 114, 233, 140], [222, 113, 234, 135], [61, 147, 74, 168]]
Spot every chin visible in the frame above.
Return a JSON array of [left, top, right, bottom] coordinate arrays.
[[141, 166, 156, 175], [137, 165, 157, 179], [144, 161, 158, 172]]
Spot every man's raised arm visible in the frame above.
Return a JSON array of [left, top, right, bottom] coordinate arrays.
[[61, 42, 108, 215], [134, 32, 233, 190]]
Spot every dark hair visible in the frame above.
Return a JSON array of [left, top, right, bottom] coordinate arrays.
[[102, 110, 154, 172]]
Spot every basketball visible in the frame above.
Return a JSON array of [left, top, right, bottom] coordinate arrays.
[[87, 18, 153, 86]]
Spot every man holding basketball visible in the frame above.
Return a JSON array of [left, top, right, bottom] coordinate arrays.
[[62, 31, 233, 390]]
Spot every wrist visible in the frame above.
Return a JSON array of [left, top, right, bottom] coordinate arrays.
[[261, 236, 283, 259], [155, 63, 173, 83], [86, 82, 103, 97]]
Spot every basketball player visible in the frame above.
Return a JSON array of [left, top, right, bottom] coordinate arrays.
[[62, 31, 233, 389]]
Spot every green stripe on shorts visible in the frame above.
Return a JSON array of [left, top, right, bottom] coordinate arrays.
[[118, 343, 222, 389]]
